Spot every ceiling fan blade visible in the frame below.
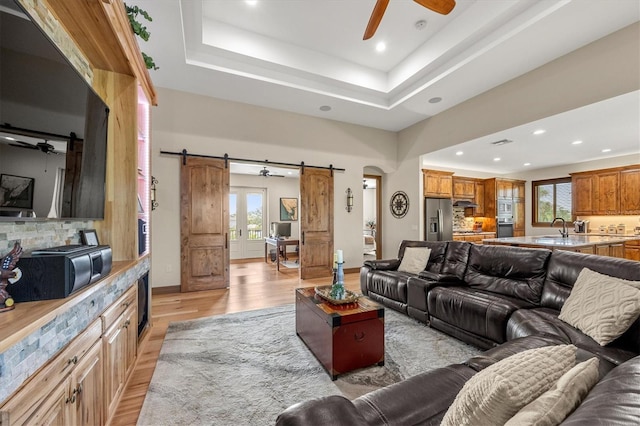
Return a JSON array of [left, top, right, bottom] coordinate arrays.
[[413, 0, 456, 15], [363, 0, 389, 40]]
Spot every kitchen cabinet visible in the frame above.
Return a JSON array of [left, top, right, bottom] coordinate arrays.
[[513, 181, 525, 201], [453, 177, 475, 199], [596, 243, 625, 258], [483, 178, 526, 235], [0, 320, 103, 425], [625, 239, 640, 261], [594, 171, 620, 214], [513, 200, 525, 237], [102, 286, 138, 421], [571, 165, 639, 216], [473, 181, 485, 216], [572, 174, 595, 215], [497, 180, 513, 199], [423, 170, 453, 198], [620, 168, 640, 214]]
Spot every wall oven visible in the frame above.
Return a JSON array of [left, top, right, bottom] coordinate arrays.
[[497, 200, 513, 238]]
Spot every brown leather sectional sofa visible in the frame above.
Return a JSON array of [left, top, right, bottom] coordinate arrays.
[[277, 241, 640, 425]]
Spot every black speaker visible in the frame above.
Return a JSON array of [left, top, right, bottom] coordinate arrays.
[[138, 219, 147, 255]]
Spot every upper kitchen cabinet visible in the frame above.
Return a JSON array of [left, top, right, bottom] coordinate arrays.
[[620, 168, 640, 214], [423, 170, 453, 198], [452, 177, 475, 199], [571, 165, 639, 216], [496, 180, 513, 199]]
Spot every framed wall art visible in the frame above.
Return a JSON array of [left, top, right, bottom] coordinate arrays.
[[80, 229, 100, 246], [0, 174, 34, 209], [280, 197, 298, 221]]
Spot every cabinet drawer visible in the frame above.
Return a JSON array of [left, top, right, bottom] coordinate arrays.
[[101, 286, 137, 332]]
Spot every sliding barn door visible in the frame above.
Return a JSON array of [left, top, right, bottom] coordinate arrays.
[[180, 157, 229, 291], [299, 168, 333, 279]]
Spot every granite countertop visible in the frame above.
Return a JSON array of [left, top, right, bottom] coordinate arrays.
[[453, 231, 496, 235], [482, 234, 640, 248]]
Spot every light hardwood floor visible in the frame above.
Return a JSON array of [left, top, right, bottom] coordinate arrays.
[[111, 259, 362, 425]]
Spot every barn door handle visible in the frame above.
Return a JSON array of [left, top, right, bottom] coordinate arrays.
[[301, 231, 305, 245], [225, 233, 228, 249], [239, 229, 242, 237]]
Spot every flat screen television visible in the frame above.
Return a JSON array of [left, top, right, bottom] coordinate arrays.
[[270, 222, 291, 238], [0, 0, 109, 220]]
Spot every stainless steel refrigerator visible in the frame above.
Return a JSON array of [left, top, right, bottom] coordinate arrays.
[[424, 198, 453, 241]]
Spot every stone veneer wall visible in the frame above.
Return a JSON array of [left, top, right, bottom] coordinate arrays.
[[0, 256, 150, 403], [17, 0, 93, 83], [0, 220, 93, 254]]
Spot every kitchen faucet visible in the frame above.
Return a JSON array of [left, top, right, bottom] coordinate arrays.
[[551, 217, 569, 238]]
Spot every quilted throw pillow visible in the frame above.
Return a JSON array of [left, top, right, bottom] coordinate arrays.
[[440, 345, 577, 426], [558, 268, 640, 346], [397, 247, 431, 275], [505, 357, 600, 426]]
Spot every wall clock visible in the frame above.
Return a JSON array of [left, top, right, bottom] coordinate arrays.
[[390, 191, 409, 218]]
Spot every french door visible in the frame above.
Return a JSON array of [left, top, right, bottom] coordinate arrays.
[[230, 187, 267, 259]]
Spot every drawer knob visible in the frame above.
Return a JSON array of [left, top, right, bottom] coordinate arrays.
[[67, 355, 78, 365]]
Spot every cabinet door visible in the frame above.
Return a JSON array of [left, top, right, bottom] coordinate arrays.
[[625, 241, 640, 261], [513, 181, 525, 201], [123, 305, 138, 379], [572, 175, 595, 215], [453, 178, 475, 198], [610, 243, 625, 259], [497, 180, 513, 199], [474, 181, 485, 216], [595, 171, 620, 214], [71, 342, 103, 426], [514, 200, 525, 233], [595, 244, 610, 257], [24, 384, 69, 426], [423, 171, 453, 198], [103, 317, 127, 419], [620, 169, 640, 214]]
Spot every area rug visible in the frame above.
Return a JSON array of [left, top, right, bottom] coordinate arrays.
[[137, 304, 480, 426]]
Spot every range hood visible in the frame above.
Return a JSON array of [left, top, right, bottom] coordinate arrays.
[[453, 200, 478, 208]]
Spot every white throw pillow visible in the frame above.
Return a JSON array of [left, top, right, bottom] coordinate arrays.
[[397, 247, 431, 274], [558, 268, 640, 346], [441, 345, 577, 426], [505, 357, 599, 426]]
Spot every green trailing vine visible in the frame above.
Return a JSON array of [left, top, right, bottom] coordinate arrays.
[[125, 4, 158, 70]]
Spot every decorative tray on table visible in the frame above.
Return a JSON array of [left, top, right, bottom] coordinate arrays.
[[314, 285, 360, 305]]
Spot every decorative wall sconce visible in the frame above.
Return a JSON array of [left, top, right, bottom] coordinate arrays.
[[346, 187, 353, 213], [150, 176, 158, 210]]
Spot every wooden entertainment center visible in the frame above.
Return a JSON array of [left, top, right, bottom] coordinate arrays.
[[0, 0, 156, 424]]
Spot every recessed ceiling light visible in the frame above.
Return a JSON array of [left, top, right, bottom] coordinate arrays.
[[493, 157, 501, 162], [319, 105, 331, 112], [428, 97, 442, 104], [245, 0, 258, 6], [602, 148, 612, 153], [572, 140, 583, 145], [533, 129, 546, 135], [524, 162, 531, 166], [375, 42, 386, 52], [455, 151, 463, 156]]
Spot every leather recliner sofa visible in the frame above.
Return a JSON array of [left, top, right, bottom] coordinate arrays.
[[276, 241, 640, 425]]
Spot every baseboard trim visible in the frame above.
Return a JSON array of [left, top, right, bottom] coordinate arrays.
[[152, 285, 180, 295]]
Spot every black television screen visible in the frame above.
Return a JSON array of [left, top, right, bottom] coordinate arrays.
[[0, 0, 109, 220]]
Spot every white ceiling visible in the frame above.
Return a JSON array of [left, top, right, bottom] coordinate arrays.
[[131, 0, 640, 174]]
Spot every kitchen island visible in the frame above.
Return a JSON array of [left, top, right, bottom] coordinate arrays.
[[482, 234, 640, 260]]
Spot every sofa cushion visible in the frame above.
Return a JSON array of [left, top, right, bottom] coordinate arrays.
[[398, 247, 432, 274], [464, 245, 551, 304], [441, 345, 577, 426], [558, 268, 640, 346], [366, 270, 411, 303], [507, 308, 637, 367], [505, 357, 599, 426], [428, 286, 534, 344]]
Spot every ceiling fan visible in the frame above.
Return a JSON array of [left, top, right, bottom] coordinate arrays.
[[8, 140, 63, 154], [259, 166, 284, 178], [363, 0, 456, 40]]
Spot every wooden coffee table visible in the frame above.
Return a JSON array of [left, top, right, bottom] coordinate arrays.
[[295, 287, 385, 380]]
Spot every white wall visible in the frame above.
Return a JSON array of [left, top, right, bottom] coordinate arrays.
[[363, 187, 376, 229], [150, 88, 397, 287]]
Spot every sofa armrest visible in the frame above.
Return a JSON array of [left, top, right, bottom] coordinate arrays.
[[276, 395, 368, 426], [363, 258, 401, 271], [407, 276, 444, 313]]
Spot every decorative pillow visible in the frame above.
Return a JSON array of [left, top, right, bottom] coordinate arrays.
[[397, 247, 431, 274], [440, 345, 577, 426], [504, 357, 599, 426], [558, 268, 640, 346]]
